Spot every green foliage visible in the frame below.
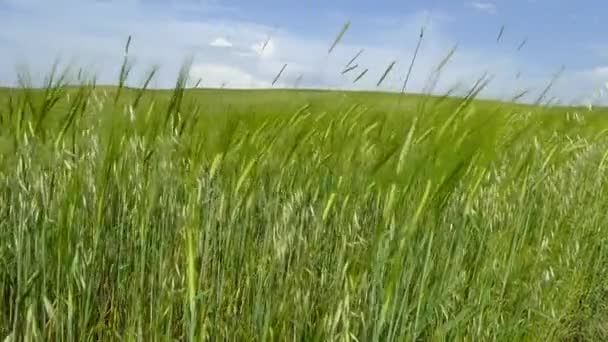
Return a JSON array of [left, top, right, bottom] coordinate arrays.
[[0, 69, 608, 341]]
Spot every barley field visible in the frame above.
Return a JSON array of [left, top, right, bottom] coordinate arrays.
[[1, 66, 608, 341]]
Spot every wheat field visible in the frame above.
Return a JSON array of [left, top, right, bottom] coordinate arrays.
[[0, 65, 608, 340]]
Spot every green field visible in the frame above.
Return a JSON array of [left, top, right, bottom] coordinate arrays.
[[1, 74, 608, 340]]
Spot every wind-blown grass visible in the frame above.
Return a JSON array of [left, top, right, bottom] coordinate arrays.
[[0, 65, 608, 341]]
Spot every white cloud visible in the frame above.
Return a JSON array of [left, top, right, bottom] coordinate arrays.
[[251, 39, 275, 58], [573, 67, 608, 104], [589, 66, 608, 78], [190, 63, 270, 88], [209, 37, 233, 48], [470, 2, 497, 14]]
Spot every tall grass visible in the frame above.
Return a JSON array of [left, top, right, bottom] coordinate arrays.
[[1, 62, 608, 341]]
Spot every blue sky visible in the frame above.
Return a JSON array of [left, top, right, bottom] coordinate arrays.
[[0, 0, 607, 104]]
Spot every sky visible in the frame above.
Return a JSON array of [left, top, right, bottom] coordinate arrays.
[[0, 0, 607, 105]]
